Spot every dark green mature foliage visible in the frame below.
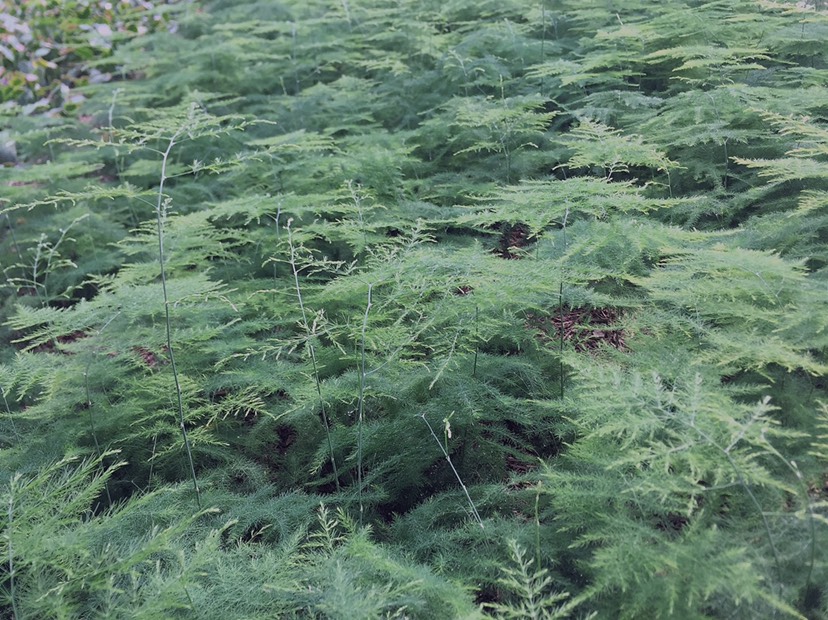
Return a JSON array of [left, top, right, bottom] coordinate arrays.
[[1, 0, 827, 618]]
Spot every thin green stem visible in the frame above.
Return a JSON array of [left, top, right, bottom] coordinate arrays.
[[0, 385, 20, 443], [558, 208, 569, 400], [82, 311, 120, 505], [147, 432, 158, 492], [20, 235, 62, 352], [681, 420, 782, 583], [540, 1, 546, 93], [84, 370, 112, 505], [762, 442, 817, 594], [183, 584, 199, 617], [420, 412, 484, 528], [42, 214, 87, 300], [472, 305, 479, 378], [286, 220, 340, 491], [534, 482, 542, 570], [7, 479, 20, 620], [357, 283, 372, 526], [348, 180, 368, 253], [107, 88, 121, 130], [3, 214, 23, 264], [156, 131, 200, 508]]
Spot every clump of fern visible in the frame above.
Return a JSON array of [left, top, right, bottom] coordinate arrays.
[[487, 540, 575, 620], [1, 0, 827, 617]]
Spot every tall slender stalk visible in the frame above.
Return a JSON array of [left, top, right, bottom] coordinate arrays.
[[420, 412, 484, 529], [472, 305, 479, 378], [678, 415, 782, 583], [34, 214, 87, 302], [0, 385, 20, 443], [107, 88, 121, 130], [558, 207, 569, 400], [84, 370, 112, 506], [3, 213, 23, 265], [156, 130, 200, 508], [540, 1, 547, 94], [347, 180, 368, 252], [182, 584, 199, 618], [534, 482, 542, 569], [286, 220, 340, 491], [761, 441, 817, 595], [7, 476, 20, 620], [357, 283, 373, 526], [83, 311, 120, 506], [340, 0, 353, 29], [147, 432, 158, 492]]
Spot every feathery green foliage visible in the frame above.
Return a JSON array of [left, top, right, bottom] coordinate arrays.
[[0, 0, 826, 617]]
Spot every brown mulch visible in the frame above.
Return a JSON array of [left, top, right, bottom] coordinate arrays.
[[133, 346, 166, 368], [497, 222, 531, 259], [29, 330, 88, 354], [528, 307, 627, 352]]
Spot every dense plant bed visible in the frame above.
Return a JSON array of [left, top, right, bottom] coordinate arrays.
[[1, 0, 826, 617]]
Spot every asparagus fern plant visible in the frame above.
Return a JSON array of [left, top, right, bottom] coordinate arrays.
[[0, 0, 826, 617]]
